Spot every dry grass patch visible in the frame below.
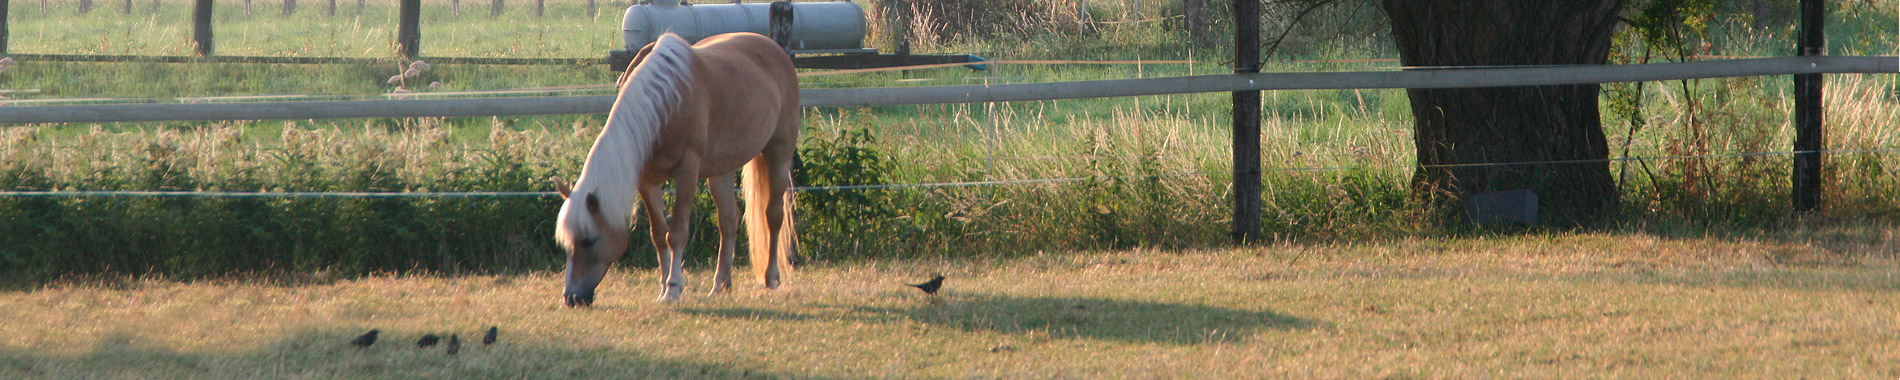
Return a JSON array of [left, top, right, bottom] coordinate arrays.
[[3, 225, 1899, 378]]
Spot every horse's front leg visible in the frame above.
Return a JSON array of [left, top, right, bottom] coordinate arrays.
[[706, 173, 739, 296], [659, 163, 701, 302], [638, 184, 672, 300]]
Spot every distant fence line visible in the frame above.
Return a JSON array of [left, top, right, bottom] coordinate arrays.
[[3, 53, 604, 66], [28, 0, 616, 17], [0, 56, 1893, 125], [1, 0, 623, 60]]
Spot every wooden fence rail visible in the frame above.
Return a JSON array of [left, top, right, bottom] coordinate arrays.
[[0, 56, 1891, 124]]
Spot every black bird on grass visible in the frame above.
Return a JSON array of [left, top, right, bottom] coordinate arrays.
[[416, 334, 440, 348], [349, 329, 379, 348], [907, 275, 946, 295], [483, 326, 498, 346], [446, 334, 461, 355]]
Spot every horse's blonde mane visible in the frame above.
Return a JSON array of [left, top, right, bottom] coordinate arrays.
[[558, 34, 694, 240]]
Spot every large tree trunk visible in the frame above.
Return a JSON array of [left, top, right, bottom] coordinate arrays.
[[1382, 0, 1624, 225]]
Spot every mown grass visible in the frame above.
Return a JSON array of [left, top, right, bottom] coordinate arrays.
[[2, 223, 1897, 378]]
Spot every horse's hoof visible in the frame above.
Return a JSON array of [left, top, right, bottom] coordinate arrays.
[[658, 283, 684, 302]]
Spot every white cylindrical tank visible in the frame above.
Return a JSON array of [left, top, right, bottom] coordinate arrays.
[[622, 1, 867, 52]]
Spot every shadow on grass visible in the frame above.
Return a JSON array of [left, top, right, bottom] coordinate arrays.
[[1584, 268, 1900, 293], [682, 294, 1319, 345], [1580, 217, 1894, 266], [0, 328, 784, 379]]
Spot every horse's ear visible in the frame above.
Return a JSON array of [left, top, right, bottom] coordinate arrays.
[[617, 42, 658, 87], [553, 177, 573, 199], [584, 193, 602, 215]]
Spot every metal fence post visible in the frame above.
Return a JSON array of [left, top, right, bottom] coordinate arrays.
[[1792, 0, 1824, 212], [1232, 0, 1262, 243]]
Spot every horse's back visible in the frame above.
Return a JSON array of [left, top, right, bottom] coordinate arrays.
[[679, 33, 800, 175], [691, 33, 798, 98]]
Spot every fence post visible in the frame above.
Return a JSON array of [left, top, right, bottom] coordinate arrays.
[[1792, 0, 1824, 212], [769, 1, 794, 54], [2, 0, 9, 56], [1183, 0, 1204, 41], [399, 0, 420, 60], [1231, 0, 1262, 243], [193, 0, 213, 56], [885, 0, 908, 58]]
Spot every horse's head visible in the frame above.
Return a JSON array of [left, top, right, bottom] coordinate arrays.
[[553, 179, 629, 308]]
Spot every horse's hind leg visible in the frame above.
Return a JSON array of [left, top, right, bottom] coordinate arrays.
[[706, 173, 739, 296], [762, 154, 795, 289]]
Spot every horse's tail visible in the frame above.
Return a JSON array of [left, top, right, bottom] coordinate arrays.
[[743, 157, 795, 287]]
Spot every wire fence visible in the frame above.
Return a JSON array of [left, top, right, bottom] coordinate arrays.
[[4, 148, 1893, 198]]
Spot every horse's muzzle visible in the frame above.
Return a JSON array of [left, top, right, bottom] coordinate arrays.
[[564, 292, 595, 308]]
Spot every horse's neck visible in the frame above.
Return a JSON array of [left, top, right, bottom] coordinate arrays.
[[574, 41, 694, 225]]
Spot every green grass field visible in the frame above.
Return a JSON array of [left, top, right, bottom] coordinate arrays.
[[3, 222, 1897, 378]]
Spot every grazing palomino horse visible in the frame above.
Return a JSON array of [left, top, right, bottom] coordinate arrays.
[[553, 32, 798, 305]]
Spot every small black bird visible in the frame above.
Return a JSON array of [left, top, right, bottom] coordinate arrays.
[[446, 334, 461, 355], [416, 334, 440, 348], [483, 326, 498, 346], [907, 275, 946, 295], [349, 329, 379, 348]]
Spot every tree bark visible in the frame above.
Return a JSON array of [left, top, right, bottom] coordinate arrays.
[[1382, 0, 1625, 225]]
